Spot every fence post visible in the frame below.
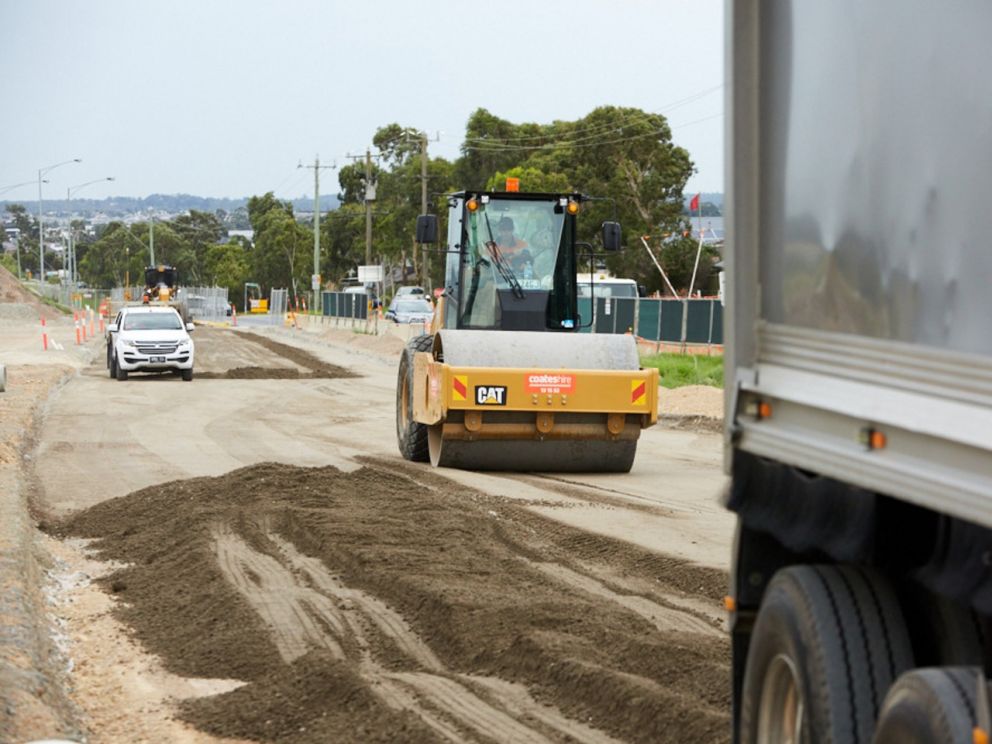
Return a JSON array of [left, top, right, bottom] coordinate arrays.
[[656, 300, 662, 354], [707, 300, 715, 355]]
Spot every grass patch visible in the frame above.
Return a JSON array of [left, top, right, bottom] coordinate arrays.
[[36, 294, 73, 315], [640, 352, 723, 389]]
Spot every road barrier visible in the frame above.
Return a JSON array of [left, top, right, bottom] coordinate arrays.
[[41, 317, 48, 351]]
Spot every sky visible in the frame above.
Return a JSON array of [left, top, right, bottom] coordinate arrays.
[[2, 0, 725, 202]]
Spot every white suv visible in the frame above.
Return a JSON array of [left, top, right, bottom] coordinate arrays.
[[107, 306, 195, 381]]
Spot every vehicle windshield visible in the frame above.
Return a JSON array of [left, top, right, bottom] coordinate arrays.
[[395, 300, 432, 313], [123, 312, 183, 331], [458, 197, 569, 328]]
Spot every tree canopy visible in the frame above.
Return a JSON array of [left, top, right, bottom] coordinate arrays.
[[70, 105, 712, 299]]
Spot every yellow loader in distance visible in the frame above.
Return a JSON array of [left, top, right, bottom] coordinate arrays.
[[396, 189, 658, 472]]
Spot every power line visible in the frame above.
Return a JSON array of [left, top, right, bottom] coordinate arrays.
[[461, 84, 723, 146]]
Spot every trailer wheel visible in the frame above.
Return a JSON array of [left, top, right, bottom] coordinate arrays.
[[740, 565, 914, 744], [872, 667, 980, 744], [396, 334, 433, 462]]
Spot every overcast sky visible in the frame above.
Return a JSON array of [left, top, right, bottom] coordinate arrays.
[[2, 0, 724, 201]]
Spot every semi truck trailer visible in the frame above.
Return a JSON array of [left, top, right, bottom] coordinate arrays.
[[724, 2, 992, 742]]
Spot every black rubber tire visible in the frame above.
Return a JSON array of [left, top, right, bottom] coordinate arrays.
[[115, 357, 127, 381], [109, 351, 117, 379], [740, 564, 914, 744], [396, 334, 433, 462], [872, 667, 981, 744], [181, 368, 193, 382]]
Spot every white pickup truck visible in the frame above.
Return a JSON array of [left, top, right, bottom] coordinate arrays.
[[106, 305, 195, 381]]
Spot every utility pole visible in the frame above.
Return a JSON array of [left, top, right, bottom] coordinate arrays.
[[401, 129, 441, 289], [365, 149, 373, 266], [149, 215, 155, 266], [298, 155, 336, 312], [417, 131, 439, 289], [346, 149, 379, 266]]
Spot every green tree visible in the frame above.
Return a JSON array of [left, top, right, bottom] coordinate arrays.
[[452, 105, 696, 290], [204, 242, 250, 309], [78, 222, 148, 288], [246, 192, 312, 299], [5, 204, 37, 275], [487, 165, 570, 193]]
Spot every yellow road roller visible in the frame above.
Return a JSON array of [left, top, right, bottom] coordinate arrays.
[[396, 190, 658, 472]]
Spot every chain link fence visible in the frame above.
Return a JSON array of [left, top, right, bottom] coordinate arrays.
[[176, 286, 229, 322]]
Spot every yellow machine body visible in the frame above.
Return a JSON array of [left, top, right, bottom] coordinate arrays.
[[413, 355, 657, 441]]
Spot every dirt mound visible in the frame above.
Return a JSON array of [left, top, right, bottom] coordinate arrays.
[[55, 462, 729, 743], [196, 332, 357, 380], [0, 265, 64, 320], [239, 333, 356, 378], [198, 366, 323, 380]]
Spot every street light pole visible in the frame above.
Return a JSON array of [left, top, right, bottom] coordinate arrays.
[[37, 158, 81, 283], [67, 176, 114, 291]]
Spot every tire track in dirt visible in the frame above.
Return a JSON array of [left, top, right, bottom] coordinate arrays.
[[212, 524, 346, 662], [216, 525, 621, 743], [528, 561, 721, 637]]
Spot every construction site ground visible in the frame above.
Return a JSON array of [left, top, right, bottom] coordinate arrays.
[[0, 288, 734, 743]]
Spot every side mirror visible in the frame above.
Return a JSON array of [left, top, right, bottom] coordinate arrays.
[[186, 322, 195, 332], [416, 214, 438, 244], [107, 323, 118, 333], [602, 221, 622, 251]]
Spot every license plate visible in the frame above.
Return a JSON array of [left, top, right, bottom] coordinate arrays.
[[150, 356, 166, 363]]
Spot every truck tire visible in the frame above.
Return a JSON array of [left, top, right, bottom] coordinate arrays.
[[740, 565, 914, 744], [116, 360, 128, 381], [396, 334, 433, 462], [872, 667, 980, 744], [181, 368, 193, 382], [109, 351, 117, 379]]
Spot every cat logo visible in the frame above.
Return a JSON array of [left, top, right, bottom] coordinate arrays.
[[475, 385, 507, 406]]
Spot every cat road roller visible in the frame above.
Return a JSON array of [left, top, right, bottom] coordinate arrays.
[[396, 189, 658, 472]]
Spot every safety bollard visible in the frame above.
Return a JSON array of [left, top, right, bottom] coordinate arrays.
[[74, 312, 81, 345], [88, 308, 95, 338], [232, 306, 237, 327], [42, 317, 49, 351]]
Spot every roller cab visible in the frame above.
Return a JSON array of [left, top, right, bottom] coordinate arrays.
[[396, 189, 658, 473]]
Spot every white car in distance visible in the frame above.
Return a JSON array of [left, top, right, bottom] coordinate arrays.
[[107, 306, 195, 381]]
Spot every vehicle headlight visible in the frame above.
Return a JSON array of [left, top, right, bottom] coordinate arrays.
[[177, 339, 190, 348], [121, 338, 139, 348]]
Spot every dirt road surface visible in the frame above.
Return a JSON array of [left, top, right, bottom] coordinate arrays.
[[3, 309, 734, 743]]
